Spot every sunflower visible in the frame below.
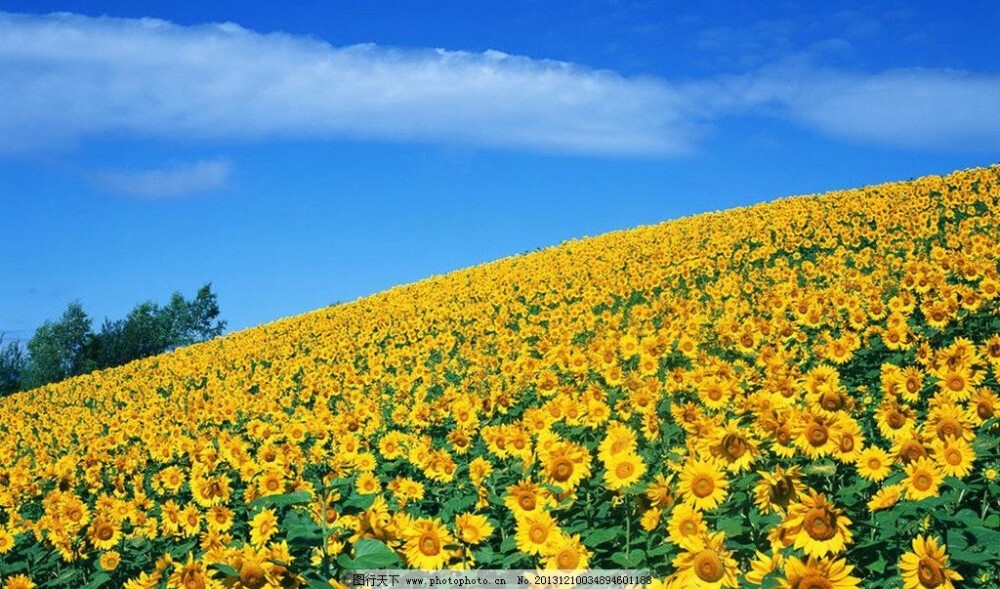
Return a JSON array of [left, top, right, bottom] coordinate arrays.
[[504, 480, 554, 516], [794, 412, 840, 459], [0, 527, 14, 554], [88, 517, 121, 550], [783, 492, 852, 558], [403, 517, 454, 570], [932, 436, 976, 478], [515, 511, 561, 556], [899, 535, 962, 589], [867, 484, 904, 512], [667, 503, 707, 550], [855, 446, 894, 482], [753, 465, 804, 514], [876, 401, 917, 441], [678, 459, 729, 511], [2, 575, 36, 589], [598, 421, 638, 462], [645, 473, 676, 509], [540, 441, 592, 492], [670, 532, 739, 588], [903, 457, 943, 501], [743, 550, 782, 586], [256, 468, 285, 498], [698, 378, 731, 411], [454, 512, 493, 545], [249, 508, 278, 548], [168, 552, 215, 589], [778, 556, 860, 589], [701, 420, 758, 472], [603, 452, 647, 491], [356, 472, 382, 495], [540, 533, 591, 570]]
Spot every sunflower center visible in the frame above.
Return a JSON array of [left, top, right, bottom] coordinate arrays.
[[776, 428, 792, 445], [902, 442, 926, 463], [693, 550, 724, 583], [977, 401, 995, 420], [241, 563, 266, 589], [616, 462, 635, 479], [551, 458, 574, 483], [721, 434, 747, 459], [839, 434, 855, 453], [945, 449, 963, 466], [771, 478, 795, 503], [868, 458, 883, 471], [529, 525, 548, 544], [906, 378, 920, 393], [97, 524, 114, 541], [557, 549, 580, 570], [946, 376, 965, 392], [517, 492, 537, 511], [706, 386, 723, 401], [914, 472, 933, 491], [795, 576, 833, 589], [917, 557, 945, 588], [807, 423, 829, 447], [419, 533, 441, 556], [820, 392, 842, 411], [183, 568, 206, 589], [887, 410, 906, 429], [691, 474, 715, 498], [937, 420, 960, 439], [803, 507, 837, 541], [680, 519, 698, 535]]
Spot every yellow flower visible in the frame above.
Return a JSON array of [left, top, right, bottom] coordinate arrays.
[[603, 452, 646, 491], [931, 436, 976, 478], [867, 484, 904, 512], [514, 511, 560, 556], [250, 508, 279, 548], [88, 517, 121, 550], [778, 556, 860, 589], [783, 492, 852, 558], [0, 527, 15, 554], [99, 550, 121, 572], [670, 532, 739, 588], [667, 503, 707, 551], [855, 446, 894, 482], [403, 518, 453, 570], [903, 457, 944, 501], [454, 512, 493, 545], [753, 465, 803, 514], [2, 575, 36, 589], [678, 459, 729, 511], [899, 535, 962, 589], [540, 533, 591, 570]]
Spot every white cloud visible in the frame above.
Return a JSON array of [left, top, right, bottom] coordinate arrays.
[[92, 159, 231, 198], [0, 12, 998, 157], [0, 12, 700, 156]]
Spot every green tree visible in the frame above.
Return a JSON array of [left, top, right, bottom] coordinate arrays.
[[22, 301, 93, 389], [0, 333, 25, 395]]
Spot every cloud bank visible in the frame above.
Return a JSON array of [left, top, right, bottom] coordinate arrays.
[[0, 12, 998, 157], [92, 159, 231, 198]]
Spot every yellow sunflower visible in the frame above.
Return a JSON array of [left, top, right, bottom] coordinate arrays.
[[667, 503, 707, 550], [249, 508, 278, 548], [403, 517, 454, 570], [678, 459, 729, 511], [899, 535, 962, 589], [540, 533, 591, 570], [778, 556, 860, 589], [514, 511, 561, 556], [88, 517, 121, 550], [753, 465, 804, 514], [867, 484, 904, 512], [855, 446, 894, 482], [903, 457, 943, 501], [454, 513, 493, 545], [670, 532, 739, 588], [504, 480, 554, 516], [603, 452, 647, 491], [783, 492, 852, 558], [540, 441, 592, 492], [932, 436, 976, 478]]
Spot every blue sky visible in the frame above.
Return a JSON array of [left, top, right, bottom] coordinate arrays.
[[1, 1, 998, 339]]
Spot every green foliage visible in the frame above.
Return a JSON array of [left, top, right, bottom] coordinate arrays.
[[0, 332, 25, 394], [16, 284, 225, 392]]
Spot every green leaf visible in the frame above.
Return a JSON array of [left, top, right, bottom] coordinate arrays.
[[211, 563, 241, 577], [249, 490, 312, 510], [337, 538, 401, 571], [583, 526, 622, 546], [343, 493, 377, 511], [869, 554, 887, 574], [716, 516, 747, 538]]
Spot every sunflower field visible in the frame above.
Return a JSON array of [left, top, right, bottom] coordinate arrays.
[[3, 166, 1000, 589]]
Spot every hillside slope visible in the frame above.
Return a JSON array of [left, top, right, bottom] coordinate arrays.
[[2, 166, 1000, 588]]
